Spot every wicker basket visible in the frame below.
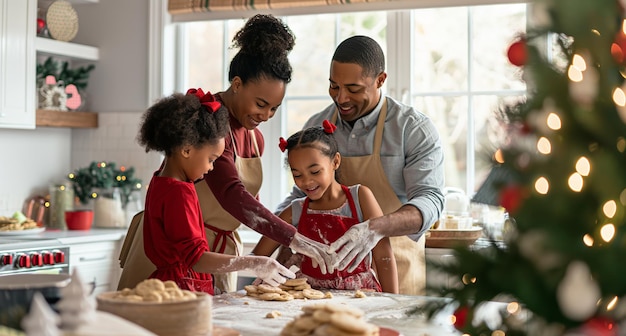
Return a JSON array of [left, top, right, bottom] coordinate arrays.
[[46, 0, 79, 42], [96, 292, 212, 336]]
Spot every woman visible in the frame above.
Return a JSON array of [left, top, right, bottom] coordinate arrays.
[[118, 14, 331, 293]]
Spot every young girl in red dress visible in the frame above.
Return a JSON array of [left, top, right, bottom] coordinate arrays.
[[252, 120, 398, 293], [137, 88, 295, 295]]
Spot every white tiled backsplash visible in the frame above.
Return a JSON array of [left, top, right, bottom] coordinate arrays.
[[71, 111, 162, 206]]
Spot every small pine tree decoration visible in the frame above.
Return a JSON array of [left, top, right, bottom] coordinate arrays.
[[68, 161, 142, 207], [421, 0, 626, 335]]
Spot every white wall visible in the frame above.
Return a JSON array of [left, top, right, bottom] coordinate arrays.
[[0, 0, 156, 217]]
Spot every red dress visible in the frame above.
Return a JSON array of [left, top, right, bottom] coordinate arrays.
[[143, 174, 213, 294], [298, 185, 381, 291]]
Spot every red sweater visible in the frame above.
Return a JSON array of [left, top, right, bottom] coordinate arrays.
[[203, 115, 296, 246]]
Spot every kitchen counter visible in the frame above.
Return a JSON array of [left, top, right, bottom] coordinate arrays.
[[13, 227, 127, 244], [212, 290, 474, 336]]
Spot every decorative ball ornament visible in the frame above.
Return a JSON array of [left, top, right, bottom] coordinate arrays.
[[37, 18, 46, 34], [579, 316, 619, 336], [611, 30, 626, 65], [499, 184, 526, 215], [507, 39, 528, 67], [453, 306, 469, 330], [46, 0, 79, 42], [557, 261, 601, 321]]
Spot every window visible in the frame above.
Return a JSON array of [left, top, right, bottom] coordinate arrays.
[[173, 3, 528, 210]]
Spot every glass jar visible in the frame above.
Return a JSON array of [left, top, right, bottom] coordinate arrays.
[[93, 187, 125, 228], [48, 183, 74, 230]]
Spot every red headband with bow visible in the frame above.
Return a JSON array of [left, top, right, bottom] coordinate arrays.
[[322, 120, 336, 134], [186, 88, 221, 113], [278, 137, 288, 153]]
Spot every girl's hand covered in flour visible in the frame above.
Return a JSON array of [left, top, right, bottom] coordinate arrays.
[[288, 232, 335, 275], [328, 220, 385, 273], [244, 256, 295, 287]]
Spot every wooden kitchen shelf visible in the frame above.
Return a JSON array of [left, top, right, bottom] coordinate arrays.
[[36, 109, 98, 128]]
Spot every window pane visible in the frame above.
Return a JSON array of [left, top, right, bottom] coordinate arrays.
[[339, 12, 387, 46], [184, 21, 225, 90], [284, 99, 333, 136], [472, 95, 523, 191], [412, 7, 469, 93], [284, 15, 338, 97], [415, 95, 468, 190], [471, 4, 527, 91]]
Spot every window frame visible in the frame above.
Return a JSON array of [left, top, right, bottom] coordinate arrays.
[[149, 0, 533, 211]]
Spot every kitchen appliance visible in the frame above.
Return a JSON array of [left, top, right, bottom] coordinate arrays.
[[0, 238, 70, 276]]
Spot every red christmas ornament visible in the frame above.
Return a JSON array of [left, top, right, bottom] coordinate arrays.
[[611, 30, 626, 65], [453, 306, 469, 330], [36, 18, 46, 34], [520, 122, 532, 135], [499, 184, 526, 215], [580, 316, 619, 336], [507, 39, 527, 67]]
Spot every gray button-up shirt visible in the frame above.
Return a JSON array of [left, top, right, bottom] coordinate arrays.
[[277, 95, 444, 240]]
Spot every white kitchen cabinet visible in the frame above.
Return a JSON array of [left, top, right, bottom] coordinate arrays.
[[69, 239, 123, 295], [0, 0, 37, 129]]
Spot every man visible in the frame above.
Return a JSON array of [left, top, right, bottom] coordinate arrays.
[[277, 35, 444, 295]]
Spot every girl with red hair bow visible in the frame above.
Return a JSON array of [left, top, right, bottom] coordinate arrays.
[[253, 121, 399, 293]]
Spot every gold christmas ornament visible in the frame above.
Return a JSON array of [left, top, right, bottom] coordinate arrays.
[[46, 0, 79, 42]]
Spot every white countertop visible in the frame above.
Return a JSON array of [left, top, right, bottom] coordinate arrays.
[[212, 290, 463, 336], [4, 228, 127, 245]]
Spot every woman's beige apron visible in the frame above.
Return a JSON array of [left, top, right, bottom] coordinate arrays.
[[117, 131, 262, 293], [331, 99, 426, 295], [194, 131, 262, 293]]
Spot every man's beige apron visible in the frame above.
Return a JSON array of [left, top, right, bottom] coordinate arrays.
[[331, 99, 426, 295], [118, 131, 262, 293], [194, 131, 262, 293]]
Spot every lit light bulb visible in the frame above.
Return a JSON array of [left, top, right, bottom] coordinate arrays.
[[572, 54, 587, 71], [603, 200, 617, 218], [575, 157, 591, 176], [608, 296, 619, 311], [583, 234, 594, 247], [494, 149, 505, 164], [613, 87, 626, 106], [535, 177, 549, 194], [507, 302, 520, 314], [537, 137, 552, 154], [568, 65, 583, 82], [600, 224, 615, 242], [568, 173, 584, 192], [547, 113, 561, 130]]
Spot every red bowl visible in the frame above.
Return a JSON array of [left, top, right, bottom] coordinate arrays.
[[64, 210, 93, 230]]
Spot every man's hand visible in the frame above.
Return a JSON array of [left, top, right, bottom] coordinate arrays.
[[328, 220, 384, 272], [246, 256, 295, 287], [288, 233, 335, 275]]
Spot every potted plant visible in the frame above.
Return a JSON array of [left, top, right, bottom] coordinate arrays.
[[67, 161, 142, 229]]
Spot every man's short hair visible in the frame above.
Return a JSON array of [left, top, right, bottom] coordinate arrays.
[[332, 35, 385, 78]]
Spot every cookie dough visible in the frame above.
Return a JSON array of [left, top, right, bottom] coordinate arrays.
[[111, 279, 197, 303], [245, 278, 326, 302], [281, 302, 379, 336]]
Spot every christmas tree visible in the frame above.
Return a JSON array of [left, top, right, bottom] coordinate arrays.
[[422, 0, 626, 335]]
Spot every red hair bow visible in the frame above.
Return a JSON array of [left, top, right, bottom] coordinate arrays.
[[278, 137, 288, 152], [186, 88, 221, 113], [322, 120, 337, 134]]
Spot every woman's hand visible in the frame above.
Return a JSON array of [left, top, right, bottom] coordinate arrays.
[[244, 256, 295, 287], [328, 220, 384, 272], [288, 233, 336, 275]]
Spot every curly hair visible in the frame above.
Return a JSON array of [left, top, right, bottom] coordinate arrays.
[[228, 14, 295, 84], [332, 35, 385, 78], [137, 93, 230, 156]]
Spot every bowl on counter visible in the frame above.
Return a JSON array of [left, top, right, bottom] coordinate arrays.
[[96, 291, 211, 336], [65, 209, 93, 230], [425, 227, 483, 248], [0, 273, 71, 330]]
